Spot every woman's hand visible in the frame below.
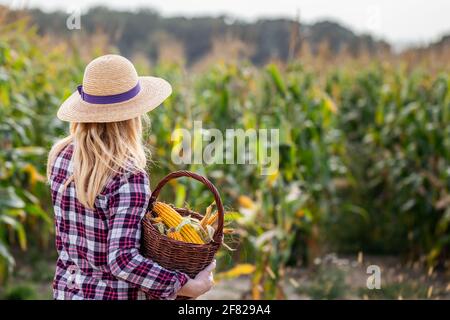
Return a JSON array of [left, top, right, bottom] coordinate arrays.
[[177, 260, 216, 298]]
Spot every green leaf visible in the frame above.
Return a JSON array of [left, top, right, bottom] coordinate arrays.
[[174, 184, 186, 208], [224, 211, 243, 222], [267, 64, 286, 96], [0, 215, 27, 250], [25, 204, 51, 224], [0, 187, 25, 209], [0, 241, 15, 271]]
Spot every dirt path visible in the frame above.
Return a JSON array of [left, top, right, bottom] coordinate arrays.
[[201, 253, 450, 300]]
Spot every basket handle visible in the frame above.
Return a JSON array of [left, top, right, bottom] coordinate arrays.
[[148, 170, 224, 243]]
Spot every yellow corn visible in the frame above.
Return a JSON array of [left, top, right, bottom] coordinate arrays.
[[207, 211, 218, 226], [201, 204, 213, 229], [167, 229, 184, 241], [153, 202, 204, 244], [176, 232, 185, 241]]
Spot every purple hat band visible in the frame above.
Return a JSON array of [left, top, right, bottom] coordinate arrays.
[[77, 82, 141, 104]]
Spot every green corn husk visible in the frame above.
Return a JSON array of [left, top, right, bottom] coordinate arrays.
[[153, 222, 167, 235]]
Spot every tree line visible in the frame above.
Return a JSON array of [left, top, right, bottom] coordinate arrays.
[[26, 6, 390, 65]]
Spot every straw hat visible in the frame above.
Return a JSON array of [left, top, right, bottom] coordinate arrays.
[[57, 54, 172, 123]]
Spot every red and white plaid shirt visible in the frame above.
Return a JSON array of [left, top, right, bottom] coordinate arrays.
[[49, 143, 188, 300]]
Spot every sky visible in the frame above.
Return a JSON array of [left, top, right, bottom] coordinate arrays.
[[4, 0, 450, 45]]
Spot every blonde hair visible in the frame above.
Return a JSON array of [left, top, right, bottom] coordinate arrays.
[[47, 116, 149, 208]]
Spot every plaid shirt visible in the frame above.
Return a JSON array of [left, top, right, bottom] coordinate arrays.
[[49, 143, 188, 300]]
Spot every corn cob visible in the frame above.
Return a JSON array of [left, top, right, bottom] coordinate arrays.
[[192, 221, 211, 243], [167, 228, 184, 241], [153, 202, 204, 244], [201, 204, 213, 229], [207, 211, 218, 226]]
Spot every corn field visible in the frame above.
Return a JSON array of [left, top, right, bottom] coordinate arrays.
[[0, 20, 449, 299]]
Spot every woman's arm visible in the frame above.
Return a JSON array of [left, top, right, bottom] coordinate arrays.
[[106, 171, 189, 299]]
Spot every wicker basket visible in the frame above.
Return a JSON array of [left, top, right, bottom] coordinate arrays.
[[141, 170, 224, 279]]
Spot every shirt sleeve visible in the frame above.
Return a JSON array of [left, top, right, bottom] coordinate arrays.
[[106, 170, 189, 300]]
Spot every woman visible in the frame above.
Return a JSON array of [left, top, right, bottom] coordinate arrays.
[[47, 54, 214, 300]]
